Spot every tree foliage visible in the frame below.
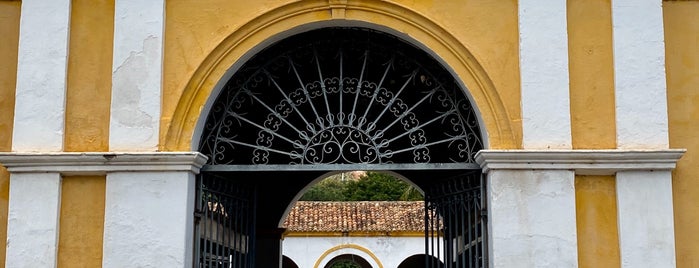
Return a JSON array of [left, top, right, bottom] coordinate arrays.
[[329, 260, 362, 268], [299, 171, 423, 201]]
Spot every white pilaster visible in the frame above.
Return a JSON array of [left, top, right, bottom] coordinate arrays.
[[12, 0, 71, 151], [519, 0, 572, 149], [0, 152, 207, 268], [616, 171, 676, 268], [486, 169, 578, 268], [612, 1, 674, 266], [5, 173, 62, 268], [476, 149, 685, 268], [110, 0, 165, 151], [612, 0, 668, 149], [102, 171, 196, 268]]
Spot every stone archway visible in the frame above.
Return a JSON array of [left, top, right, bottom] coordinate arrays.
[[194, 27, 486, 268]]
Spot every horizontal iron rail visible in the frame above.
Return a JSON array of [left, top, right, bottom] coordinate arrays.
[[201, 163, 481, 172]]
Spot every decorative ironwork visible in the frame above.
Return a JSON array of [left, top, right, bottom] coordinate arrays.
[[194, 174, 256, 268], [199, 28, 483, 166], [425, 172, 487, 268]]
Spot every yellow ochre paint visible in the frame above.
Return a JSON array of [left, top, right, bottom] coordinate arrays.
[[0, 1, 21, 266], [65, 0, 115, 152], [57, 176, 106, 268], [567, 1, 620, 267], [161, 0, 521, 151], [665, 1, 699, 267], [567, 0, 616, 150], [575, 176, 620, 268], [58, 0, 114, 266]]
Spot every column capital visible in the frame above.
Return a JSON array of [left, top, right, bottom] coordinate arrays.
[[475, 149, 685, 175], [0, 152, 208, 174]]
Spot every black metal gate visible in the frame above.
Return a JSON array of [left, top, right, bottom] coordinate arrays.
[[425, 172, 487, 268], [194, 173, 256, 268]]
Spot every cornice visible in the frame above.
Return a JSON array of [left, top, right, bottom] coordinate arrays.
[[0, 152, 208, 175], [475, 149, 686, 175]]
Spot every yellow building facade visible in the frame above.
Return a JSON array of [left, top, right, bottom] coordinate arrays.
[[0, 0, 697, 267]]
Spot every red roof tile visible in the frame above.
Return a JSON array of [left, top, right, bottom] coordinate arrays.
[[282, 201, 426, 232]]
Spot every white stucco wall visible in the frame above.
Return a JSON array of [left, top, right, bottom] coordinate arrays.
[[616, 171, 676, 268], [487, 169, 578, 268], [283, 236, 431, 268], [109, 0, 165, 151], [612, 0, 669, 149], [12, 0, 71, 152], [518, 0, 572, 149], [102, 171, 196, 268], [5, 173, 62, 268]]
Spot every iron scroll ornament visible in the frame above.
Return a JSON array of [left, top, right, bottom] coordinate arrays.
[[199, 28, 483, 165]]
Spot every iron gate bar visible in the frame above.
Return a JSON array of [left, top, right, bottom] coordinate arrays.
[[195, 173, 257, 268], [201, 163, 481, 172], [196, 27, 487, 268], [425, 172, 486, 268]]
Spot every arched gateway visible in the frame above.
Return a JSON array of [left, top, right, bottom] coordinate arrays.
[[195, 28, 486, 268]]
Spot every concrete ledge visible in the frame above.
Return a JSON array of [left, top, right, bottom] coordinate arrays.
[[0, 152, 208, 174], [475, 149, 686, 175]]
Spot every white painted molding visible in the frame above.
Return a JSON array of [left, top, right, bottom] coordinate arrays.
[[0, 152, 208, 174], [475, 149, 686, 175]]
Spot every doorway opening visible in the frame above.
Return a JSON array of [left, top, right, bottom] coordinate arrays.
[[193, 27, 486, 268]]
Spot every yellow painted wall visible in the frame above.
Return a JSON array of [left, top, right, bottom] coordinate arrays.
[[567, 1, 620, 267], [59, 0, 114, 266], [0, 1, 21, 267], [574, 176, 620, 268], [161, 0, 521, 150], [664, 1, 699, 267], [65, 0, 114, 152], [567, 0, 616, 150], [57, 176, 106, 268]]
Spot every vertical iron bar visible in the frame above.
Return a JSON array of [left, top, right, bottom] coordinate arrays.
[[464, 195, 470, 268], [425, 200, 430, 268]]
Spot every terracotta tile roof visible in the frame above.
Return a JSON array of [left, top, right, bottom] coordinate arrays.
[[282, 201, 426, 232]]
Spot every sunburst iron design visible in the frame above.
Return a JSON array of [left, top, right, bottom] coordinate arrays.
[[199, 28, 483, 165]]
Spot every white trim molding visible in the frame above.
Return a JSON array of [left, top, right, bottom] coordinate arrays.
[[475, 149, 686, 174], [0, 152, 208, 175]]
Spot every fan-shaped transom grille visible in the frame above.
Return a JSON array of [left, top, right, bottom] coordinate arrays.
[[199, 28, 483, 165]]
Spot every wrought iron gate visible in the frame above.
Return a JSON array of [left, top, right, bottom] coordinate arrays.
[[194, 173, 256, 268], [195, 27, 488, 268], [425, 172, 487, 268]]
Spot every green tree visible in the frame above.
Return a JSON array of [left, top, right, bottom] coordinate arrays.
[[344, 172, 422, 201], [329, 260, 361, 268], [298, 174, 348, 201], [299, 171, 423, 201]]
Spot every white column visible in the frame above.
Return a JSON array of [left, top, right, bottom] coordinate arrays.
[[110, 0, 165, 151], [519, 0, 572, 149], [5, 173, 62, 268], [612, 0, 668, 149], [102, 171, 196, 268], [12, 0, 71, 151], [477, 149, 685, 268], [612, 1, 675, 266], [487, 169, 577, 268], [616, 171, 675, 268]]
